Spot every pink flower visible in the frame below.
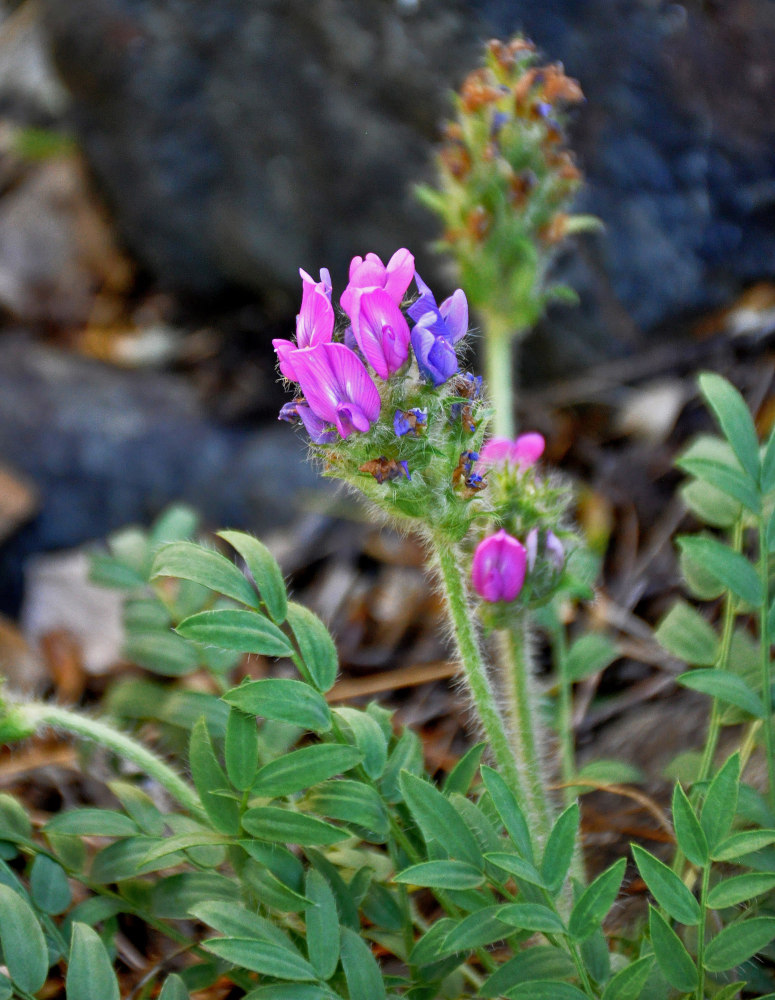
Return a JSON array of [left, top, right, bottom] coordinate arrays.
[[292, 342, 381, 440], [273, 268, 335, 381], [478, 433, 545, 468], [471, 530, 527, 603], [341, 249, 415, 336], [356, 288, 411, 379]]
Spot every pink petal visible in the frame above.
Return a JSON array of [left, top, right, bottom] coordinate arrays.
[[471, 530, 526, 603], [383, 248, 415, 302], [273, 337, 299, 381], [479, 438, 514, 465], [511, 433, 545, 466], [324, 342, 381, 424], [291, 345, 342, 423], [297, 283, 334, 348], [357, 288, 410, 378]]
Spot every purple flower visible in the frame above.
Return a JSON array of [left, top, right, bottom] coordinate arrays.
[[479, 433, 545, 468], [471, 530, 527, 604], [408, 273, 469, 345], [394, 408, 427, 437], [546, 530, 565, 572], [525, 527, 539, 571], [291, 342, 381, 440], [277, 399, 337, 444], [341, 249, 415, 335], [273, 268, 335, 381], [356, 288, 411, 379], [411, 315, 459, 386]]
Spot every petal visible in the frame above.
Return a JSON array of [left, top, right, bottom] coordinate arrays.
[[357, 288, 410, 378], [479, 437, 514, 465], [348, 255, 364, 281], [297, 284, 335, 348], [273, 337, 299, 381], [439, 289, 469, 344], [411, 322, 458, 386], [407, 271, 438, 323], [383, 248, 415, 302], [291, 345, 341, 423], [324, 342, 381, 424], [511, 433, 545, 466], [297, 403, 337, 443], [472, 530, 526, 603]]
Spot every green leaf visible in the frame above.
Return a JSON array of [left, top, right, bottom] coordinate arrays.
[[541, 802, 579, 893], [340, 927, 386, 1000], [654, 601, 719, 666], [225, 707, 259, 791], [242, 987, 336, 1000], [45, 808, 140, 837], [672, 782, 709, 866], [676, 456, 760, 513], [286, 603, 339, 692], [140, 832, 236, 866], [394, 859, 485, 889], [333, 707, 388, 780], [108, 781, 165, 836], [703, 916, 775, 971], [157, 973, 189, 1000], [631, 845, 700, 925], [713, 827, 775, 861], [30, 854, 71, 914], [0, 975, 11, 1000], [481, 947, 576, 997], [649, 906, 697, 992], [176, 609, 293, 657], [380, 727, 423, 803], [304, 869, 340, 979], [242, 806, 348, 846], [680, 479, 740, 529], [707, 872, 775, 908], [123, 630, 200, 676], [762, 424, 775, 493], [680, 544, 725, 600], [701, 753, 740, 851], [481, 766, 534, 861], [768, 507, 775, 552], [677, 669, 765, 718], [399, 771, 482, 868], [202, 937, 318, 980], [305, 780, 389, 841], [568, 858, 627, 940], [218, 531, 287, 623], [223, 678, 332, 733], [189, 717, 240, 834], [573, 759, 645, 788], [676, 535, 762, 607], [443, 743, 485, 796], [189, 900, 299, 951], [697, 372, 761, 483], [252, 744, 363, 798], [241, 861, 311, 912], [0, 883, 48, 993], [443, 907, 516, 952], [600, 955, 654, 1000], [66, 923, 120, 1000], [497, 903, 565, 934], [151, 541, 259, 607], [505, 984, 588, 1000], [484, 852, 546, 888], [563, 633, 618, 681], [0, 794, 31, 841]]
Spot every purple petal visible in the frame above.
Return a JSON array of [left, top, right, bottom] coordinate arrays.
[[471, 530, 527, 603], [297, 403, 337, 443], [357, 288, 410, 378], [545, 531, 565, 572], [439, 289, 469, 344], [525, 527, 538, 572], [324, 342, 381, 424], [408, 271, 438, 323], [411, 319, 458, 385]]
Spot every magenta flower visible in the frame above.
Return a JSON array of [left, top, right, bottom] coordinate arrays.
[[355, 288, 411, 378], [273, 268, 335, 381], [341, 249, 415, 335], [471, 530, 527, 603], [478, 433, 545, 468], [292, 342, 381, 440]]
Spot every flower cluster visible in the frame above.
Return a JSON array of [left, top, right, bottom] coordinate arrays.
[[275, 249, 492, 541]]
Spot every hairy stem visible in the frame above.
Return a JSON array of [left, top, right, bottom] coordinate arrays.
[[431, 535, 525, 799], [482, 314, 517, 439], [497, 625, 555, 849], [14, 702, 205, 821]]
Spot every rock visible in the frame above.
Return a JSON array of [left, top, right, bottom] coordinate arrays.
[[0, 332, 325, 613], [35, 0, 775, 366]]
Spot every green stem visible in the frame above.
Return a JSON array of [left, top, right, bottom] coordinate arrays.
[[431, 536, 525, 799], [695, 862, 711, 1000], [759, 518, 774, 808], [697, 519, 744, 787], [497, 625, 554, 849], [15, 702, 206, 821], [482, 315, 517, 439]]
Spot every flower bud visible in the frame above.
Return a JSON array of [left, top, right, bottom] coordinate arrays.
[[471, 529, 527, 603]]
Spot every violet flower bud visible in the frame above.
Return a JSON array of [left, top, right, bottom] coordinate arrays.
[[471, 529, 527, 603], [408, 273, 469, 345]]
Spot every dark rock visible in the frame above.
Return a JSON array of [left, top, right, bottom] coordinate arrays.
[[0, 332, 324, 612], [36, 0, 775, 365]]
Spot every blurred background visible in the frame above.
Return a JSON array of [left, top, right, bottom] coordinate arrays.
[[0, 0, 773, 750]]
